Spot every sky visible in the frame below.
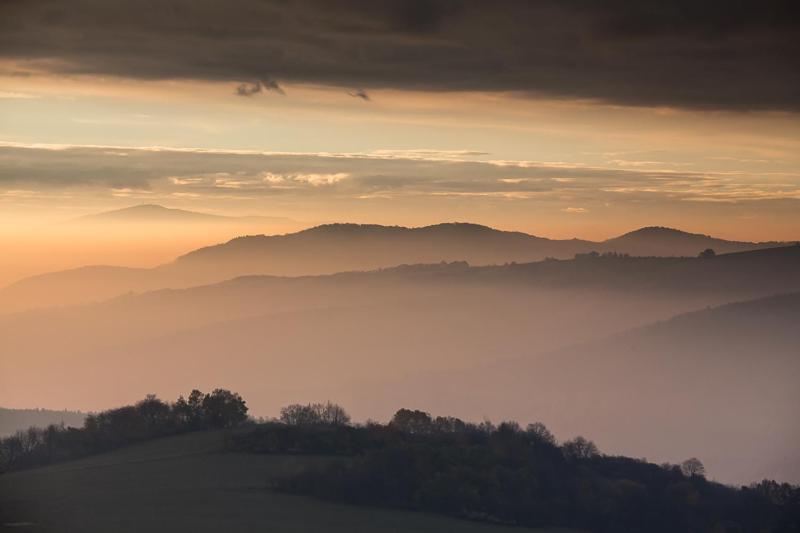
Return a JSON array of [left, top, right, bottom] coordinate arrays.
[[1, 0, 799, 282]]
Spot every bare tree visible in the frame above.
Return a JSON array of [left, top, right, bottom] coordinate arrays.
[[320, 402, 351, 426], [526, 422, 557, 445], [681, 457, 706, 478], [561, 436, 600, 459], [280, 402, 350, 426]]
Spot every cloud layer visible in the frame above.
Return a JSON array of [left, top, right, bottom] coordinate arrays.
[[1, 0, 798, 110], [2, 143, 798, 206]]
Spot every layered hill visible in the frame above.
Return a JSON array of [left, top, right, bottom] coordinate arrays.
[[170, 222, 594, 278], [0, 222, 790, 313], [171, 223, 786, 278], [1, 246, 799, 485]]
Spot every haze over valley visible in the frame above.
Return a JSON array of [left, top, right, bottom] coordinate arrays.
[[1, 221, 798, 485]]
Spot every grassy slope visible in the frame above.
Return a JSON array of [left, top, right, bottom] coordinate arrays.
[[0, 431, 573, 533]]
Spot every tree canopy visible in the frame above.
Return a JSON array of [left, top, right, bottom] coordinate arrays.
[[0, 388, 248, 472]]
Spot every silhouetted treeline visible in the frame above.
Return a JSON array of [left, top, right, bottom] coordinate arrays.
[[0, 389, 247, 472], [231, 406, 800, 533]]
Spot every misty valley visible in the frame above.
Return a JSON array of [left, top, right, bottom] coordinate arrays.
[[1, 219, 799, 533]]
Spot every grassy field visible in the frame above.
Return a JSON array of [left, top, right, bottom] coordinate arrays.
[[0, 431, 574, 533]]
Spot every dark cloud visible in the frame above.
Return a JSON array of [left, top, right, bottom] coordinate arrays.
[[0, 0, 798, 110], [348, 89, 370, 101], [235, 82, 261, 97], [391, 0, 462, 33], [235, 79, 284, 96]]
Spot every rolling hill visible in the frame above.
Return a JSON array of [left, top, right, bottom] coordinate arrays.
[[602, 226, 785, 257], [168, 222, 595, 279], [0, 431, 564, 533], [0, 222, 791, 313], [168, 223, 788, 280]]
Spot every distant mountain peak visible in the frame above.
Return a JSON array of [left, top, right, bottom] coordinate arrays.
[[72, 205, 298, 228], [607, 226, 736, 244], [619, 226, 703, 238], [73, 204, 224, 222], [108, 204, 189, 213], [115, 204, 200, 215], [122, 203, 169, 211], [599, 225, 781, 257]]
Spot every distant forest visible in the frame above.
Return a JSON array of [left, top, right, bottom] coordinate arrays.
[[1, 393, 798, 533]]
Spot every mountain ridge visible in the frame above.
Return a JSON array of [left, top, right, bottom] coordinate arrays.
[[1, 220, 793, 313]]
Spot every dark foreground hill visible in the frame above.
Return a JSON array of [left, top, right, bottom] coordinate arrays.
[[0, 431, 567, 533], [0, 222, 789, 313], [2, 412, 798, 533], [2, 387, 797, 533]]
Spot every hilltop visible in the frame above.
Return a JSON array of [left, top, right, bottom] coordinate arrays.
[[603, 226, 784, 257]]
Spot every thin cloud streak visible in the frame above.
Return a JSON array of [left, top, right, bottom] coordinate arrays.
[[1, 143, 798, 207]]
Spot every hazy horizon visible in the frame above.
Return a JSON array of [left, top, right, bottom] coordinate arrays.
[[1, 203, 796, 288]]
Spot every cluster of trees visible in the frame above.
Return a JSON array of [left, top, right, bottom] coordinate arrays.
[[279, 402, 351, 426], [0, 389, 247, 472], [231, 406, 798, 533], [576, 248, 717, 260], [574, 251, 632, 260]]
